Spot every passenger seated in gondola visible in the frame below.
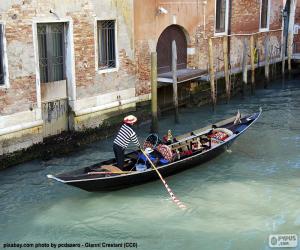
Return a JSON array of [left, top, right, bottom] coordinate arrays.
[[141, 134, 174, 165], [156, 144, 173, 162], [163, 130, 174, 145], [137, 146, 170, 170]]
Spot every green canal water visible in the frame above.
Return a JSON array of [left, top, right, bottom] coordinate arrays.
[[1, 78, 300, 250]]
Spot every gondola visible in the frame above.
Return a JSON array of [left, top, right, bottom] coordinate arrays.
[[47, 108, 262, 191]]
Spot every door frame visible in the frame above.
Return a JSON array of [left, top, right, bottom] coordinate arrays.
[[32, 18, 76, 118]]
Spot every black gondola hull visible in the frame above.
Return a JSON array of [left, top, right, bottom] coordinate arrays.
[[63, 139, 231, 191], [47, 110, 261, 192]]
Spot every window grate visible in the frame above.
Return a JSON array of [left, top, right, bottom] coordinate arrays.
[[260, 0, 269, 29], [37, 23, 65, 83], [216, 0, 226, 33], [97, 20, 116, 69]]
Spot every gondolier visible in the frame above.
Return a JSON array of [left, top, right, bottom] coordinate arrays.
[[113, 115, 140, 170]]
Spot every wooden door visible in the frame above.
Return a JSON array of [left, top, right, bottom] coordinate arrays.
[[156, 25, 187, 74]]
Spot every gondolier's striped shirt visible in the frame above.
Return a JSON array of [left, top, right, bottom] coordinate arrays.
[[114, 124, 140, 149]]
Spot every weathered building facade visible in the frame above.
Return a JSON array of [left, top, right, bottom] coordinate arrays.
[[0, 0, 144, 155], [0, 0, 297, 156], [134, 0, 287, 107]]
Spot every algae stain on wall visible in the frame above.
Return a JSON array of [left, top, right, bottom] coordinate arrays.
[[113, 0, 132, 24], [112, 0, 134, 50]]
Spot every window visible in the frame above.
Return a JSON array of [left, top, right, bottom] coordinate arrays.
[[260, 0, 270, 30], [97, 20, 116, 70], [0, 24, 5, 85], [37, 23, 65, 83], [215, 0, 228, 34]]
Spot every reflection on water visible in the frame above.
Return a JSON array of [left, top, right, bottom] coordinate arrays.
[[0, 78, 300, 250]]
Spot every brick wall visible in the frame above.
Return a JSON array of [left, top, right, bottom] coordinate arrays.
[[71, 0, 137, 100], [71, 10, 96, 98], [231, 0, 262, 34], [135, 40, 151, 96], [0, 2, 37, 115], [0, 0, 137, 114], [0, 0, 139, 155]]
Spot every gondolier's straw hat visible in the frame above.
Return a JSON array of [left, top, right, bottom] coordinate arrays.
[[124, 115, 137, 125]]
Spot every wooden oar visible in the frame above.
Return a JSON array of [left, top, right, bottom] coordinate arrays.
[[140, 149, 186, 210]]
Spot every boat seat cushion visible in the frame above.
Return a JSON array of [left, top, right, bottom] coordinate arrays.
[[208, 127, 233, 141], [101, 165, 122, 172]]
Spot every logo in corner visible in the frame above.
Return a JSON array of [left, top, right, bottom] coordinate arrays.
[[269, 234, 298, 248]]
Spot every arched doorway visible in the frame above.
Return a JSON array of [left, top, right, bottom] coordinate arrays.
[[156, 25, 187, 74]]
